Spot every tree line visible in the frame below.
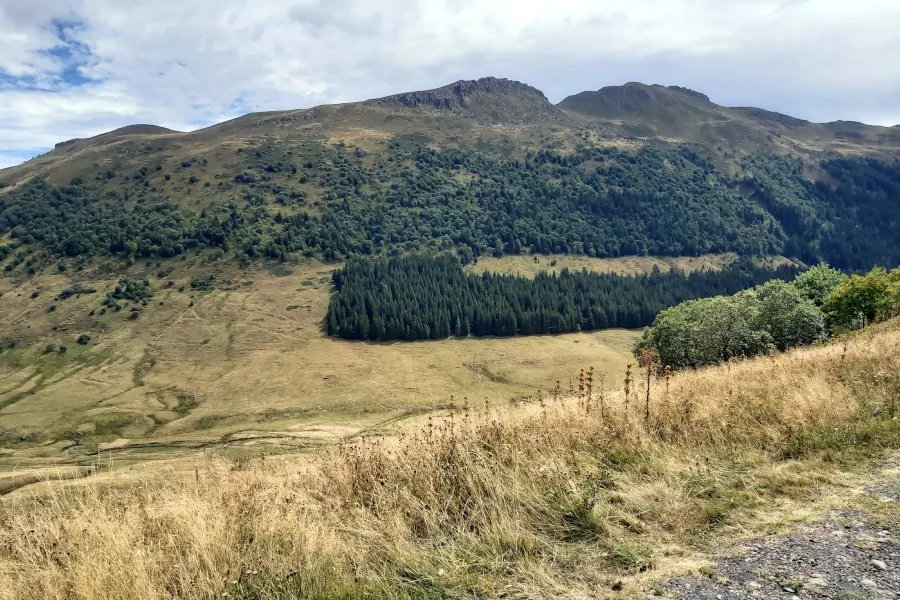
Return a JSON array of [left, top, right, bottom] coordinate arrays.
[[634, 263, 900, 369], [325, 255, 798, 341]]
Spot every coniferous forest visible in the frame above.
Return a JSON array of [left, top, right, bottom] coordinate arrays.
[[325, 255, 798, 341]]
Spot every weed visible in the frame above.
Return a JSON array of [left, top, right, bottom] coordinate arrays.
[[608, 541, 656, 573]]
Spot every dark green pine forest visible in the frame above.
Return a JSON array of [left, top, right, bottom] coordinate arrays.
[[325, 255, 798, 341]]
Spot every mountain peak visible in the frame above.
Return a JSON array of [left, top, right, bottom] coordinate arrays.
[[556, 83, 722, 135], [373, 77, 548, 109], [666, 86, 710, 102], [369, 76, 563, 124]]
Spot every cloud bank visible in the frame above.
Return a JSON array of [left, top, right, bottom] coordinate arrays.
[[1, 0, 898, 168]]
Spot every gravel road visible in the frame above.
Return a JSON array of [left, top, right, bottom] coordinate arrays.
[[654, 463, 900, 600]]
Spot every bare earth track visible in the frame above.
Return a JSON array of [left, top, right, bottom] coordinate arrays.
[[657, 455, 900, 600]]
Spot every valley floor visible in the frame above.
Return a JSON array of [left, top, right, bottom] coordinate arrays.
[[0, 254, 666, 473]]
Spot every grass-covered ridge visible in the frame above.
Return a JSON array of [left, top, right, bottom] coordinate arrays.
[[2, 317, 899, 599]]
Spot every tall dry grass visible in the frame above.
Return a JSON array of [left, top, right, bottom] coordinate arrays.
[[2, 319, 900, 600]]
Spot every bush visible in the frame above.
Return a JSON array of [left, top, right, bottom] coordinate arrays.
[[633, 294, 772, 369], [57, 283, 97, 301], [105, 279, 152, 304], [793, 263, 846, 306], [76, 334, 91, 345], [636, 269, 828, 368], [824, 267, 900, 329], [190, 274, 215, 291], [752, 280, 825, 351]]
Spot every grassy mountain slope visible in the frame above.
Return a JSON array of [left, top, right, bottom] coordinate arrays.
[[0, 81, 894, 279], [1, 77, 897, 279], [558, 82, 900, 155], [1, 77, 898, 466], [0, 254, 648, 468]]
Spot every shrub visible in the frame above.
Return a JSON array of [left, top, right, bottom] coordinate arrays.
[[105, 279, 152, 304], [752, 280, 826, 351], [793, 262, 846, 306], [824, 266, 900, 329], [190, 274, 215, 291], [76, 334, 91, 345], [636, 269, 828, 368]]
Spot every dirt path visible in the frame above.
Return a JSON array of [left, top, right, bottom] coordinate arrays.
[[653, 456, 900, 600]]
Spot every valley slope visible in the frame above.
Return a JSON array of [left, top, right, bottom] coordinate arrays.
[[1, 77, 899, 470]]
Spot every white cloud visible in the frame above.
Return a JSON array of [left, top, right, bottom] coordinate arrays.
[[1, 0, 899, 168]]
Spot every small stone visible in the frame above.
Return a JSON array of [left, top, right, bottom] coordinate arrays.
[[861, 578, 878, 589], [871, 559, 888, 571], [782, 587, 796, 593], [807, 577, 828, 587], [747, 581, 763, 589]]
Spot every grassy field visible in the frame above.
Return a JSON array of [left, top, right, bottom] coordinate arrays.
[[1, 254, 652, 472], [467, 252, 738, 278], [1, 314, 898, 599]]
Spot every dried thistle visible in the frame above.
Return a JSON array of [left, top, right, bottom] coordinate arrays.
[[640, 348, 660, 423], [624, 363, 633, 414]]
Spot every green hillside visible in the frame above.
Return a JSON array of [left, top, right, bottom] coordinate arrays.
[[2, 77, 900, 278], [1, 75, 899, 473]]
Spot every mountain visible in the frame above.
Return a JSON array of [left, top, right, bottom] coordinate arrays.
[[558, 82, 900, 151], [1, 76, 899, 278], [1, 76, 900, 464]]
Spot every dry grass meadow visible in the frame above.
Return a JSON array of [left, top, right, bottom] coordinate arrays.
[[1, 255, 644, 476], [1, 314, 899, 599]]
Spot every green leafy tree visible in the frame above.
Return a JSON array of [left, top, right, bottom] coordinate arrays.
[[633, 294, 772, 369], [636, 269, 832, 368], [823, 267, 897, 328], [752, 280, 825, 350], [793, 263, 846, 306]]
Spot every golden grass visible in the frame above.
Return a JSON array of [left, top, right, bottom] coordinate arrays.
[[467, 253, 798, 279], [2, 319, 899, 599], [0, 258, 640, 469], [467, 253, 739, 278]]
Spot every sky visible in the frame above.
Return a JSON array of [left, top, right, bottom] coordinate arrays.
[[1, 0, 899, 169]]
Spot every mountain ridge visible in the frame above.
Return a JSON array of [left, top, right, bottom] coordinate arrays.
[[1, 74, 899, 281], [4, 76, 899, 179]]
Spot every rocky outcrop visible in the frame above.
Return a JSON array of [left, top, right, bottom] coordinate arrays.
[[374, 77, 549, 111]]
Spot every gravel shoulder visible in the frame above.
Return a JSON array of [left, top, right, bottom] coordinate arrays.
[[653, 456, 900, 600]]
